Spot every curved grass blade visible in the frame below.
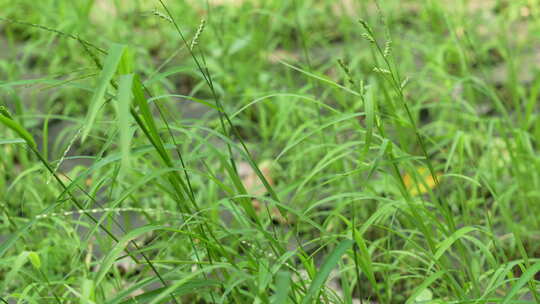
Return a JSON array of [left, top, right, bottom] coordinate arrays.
[[405, 270, 445, 304], [0, 112, 36, 148], [433, 226, 477, 261], [502, 261, 540, 304], [301, 239, 354, 304], [81, 43, 126, 142]]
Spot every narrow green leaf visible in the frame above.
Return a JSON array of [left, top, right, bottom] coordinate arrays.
[[81, 43, 126, 142], [116, 74, 134, 171], [118, 47, 134, 75], [0, 77, 58, 88], [272, 271, 292, 304], [42, 115, 50, 160], [130, 74, 191, 209], [364, 84, 375, 155], [352, 229, 377, 288], [218, 152, 258, 221], [405, 270, 445, 304], [301, 239, 354, 304], [148, 94, 220, 112], [0, 113, 36, 148], [502, 261, 540, 304], [280, 60, 361, 97], [0, 138, 25, 145], [433, 226, 477, 261], [366, 139, 390, 181], [131, 74, 168, 160]]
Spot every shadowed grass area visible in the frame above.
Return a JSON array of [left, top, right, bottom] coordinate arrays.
[[1, 0, 540, 303]]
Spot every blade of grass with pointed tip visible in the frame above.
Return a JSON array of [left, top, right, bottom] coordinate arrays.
[[131, 74, 168, 159], [301, 239, 354, 304], [433, 226, 477, 261], [279, 60, 361, 97], [81, 43, 126, 142], [0, 77, 58, 88], [130, 75, 191, 210], [0, 113, 36, 148]]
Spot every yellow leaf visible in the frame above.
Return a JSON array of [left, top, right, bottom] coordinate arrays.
[[403, 167, 441, 196]]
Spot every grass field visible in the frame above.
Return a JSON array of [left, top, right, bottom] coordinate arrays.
[[1, 0, 540, 303]]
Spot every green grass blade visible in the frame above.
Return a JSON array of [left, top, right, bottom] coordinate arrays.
[[279, 60, 361, 97], [405, 270, 445, 304], [0, 138, 25, 145], [352, 229, 378, 291], [272, 271, 292, 304], [301, 239, 354, 304], [0, 113, 37, 149], [433, 226, 477, 261], [502, 261, 540, 304], [363, 84, 375, 155], [81, 43, 126, 142], [116, 73, 134, 171]]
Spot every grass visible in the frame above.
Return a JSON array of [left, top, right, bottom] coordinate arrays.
[[1, 0, 540, 303]]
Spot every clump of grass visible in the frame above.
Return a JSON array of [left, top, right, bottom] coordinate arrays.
[[1, 0, 540, 303]]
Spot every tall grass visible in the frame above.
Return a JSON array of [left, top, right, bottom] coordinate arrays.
[[1, 0, 540, 303]]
